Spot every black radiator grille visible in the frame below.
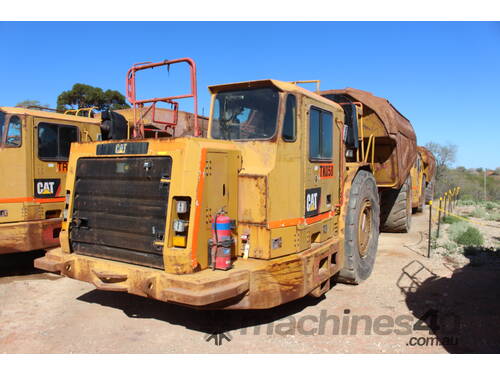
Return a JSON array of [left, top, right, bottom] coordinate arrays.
[[70, 156, 172, 269]]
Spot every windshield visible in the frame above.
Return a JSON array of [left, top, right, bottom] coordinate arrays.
[[211, 87, 279, 140]]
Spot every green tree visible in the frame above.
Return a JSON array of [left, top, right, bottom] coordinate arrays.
[[425, 141, 458, 197], [16, 99, 50, 108], [57, 83, 130, 112]]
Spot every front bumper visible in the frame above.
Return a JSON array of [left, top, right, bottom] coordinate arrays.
[[0, 218, 61, 254], [36, 247, 251, 308], [35, 239, 341, 309]]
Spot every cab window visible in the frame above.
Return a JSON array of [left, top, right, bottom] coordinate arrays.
[[309, 107, 333, 160], [211, 87, 279, 140], [38, 123, 78, 160], [5, 116, 22, 147], [282, 94, 296, 142]]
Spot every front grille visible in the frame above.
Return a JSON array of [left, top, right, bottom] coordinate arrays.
[[70, 156, 171, 269]]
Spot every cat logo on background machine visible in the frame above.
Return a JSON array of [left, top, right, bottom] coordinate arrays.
[[305, 188, 321, 217], [34, 179, 61, 198]]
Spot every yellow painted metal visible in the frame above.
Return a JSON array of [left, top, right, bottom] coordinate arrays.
[[37, 79, 375, 309], [64, 107, 97, 118], [172, 235, 187, 247], [0, 106, 101, 253], [410, 152, 425, 209], [291, 80, 321, 92]]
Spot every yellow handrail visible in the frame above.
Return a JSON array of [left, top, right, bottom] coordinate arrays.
[[64, 107, 97, 118], [290, 80, 321, 92], [363, 134, 376, 172]]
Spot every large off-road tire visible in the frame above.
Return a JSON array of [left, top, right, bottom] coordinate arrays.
[[424, 178, 434, 204], [337, 170, 380, 285], [380, 175, 412, 233], [416, 177, 426, 213]]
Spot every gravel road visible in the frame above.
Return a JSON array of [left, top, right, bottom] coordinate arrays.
[[1, 207, 499, 353]]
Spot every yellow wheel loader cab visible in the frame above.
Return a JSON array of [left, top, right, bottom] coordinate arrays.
[[36, 78, 416, 310], [0, 107, 101, 254]]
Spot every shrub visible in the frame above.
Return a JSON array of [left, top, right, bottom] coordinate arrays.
[[471, 206, 488, 219], [485, 202, 495, 210], [448, 221, 470, 241], [488, 212, 500, 222], [441, 216, 460, 224], [442, 241, 459, 253], [454, 227, 484, 247], [459, 199, 476, 206]]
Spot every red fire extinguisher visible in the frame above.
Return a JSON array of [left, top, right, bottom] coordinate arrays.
[[210, 209, 234, 271]]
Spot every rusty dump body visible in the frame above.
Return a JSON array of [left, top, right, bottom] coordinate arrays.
[[36, 75, 418, 310], [320, 88, 417, 189]]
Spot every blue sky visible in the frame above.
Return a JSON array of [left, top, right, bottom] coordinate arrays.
[[0, 21, 499, 168]]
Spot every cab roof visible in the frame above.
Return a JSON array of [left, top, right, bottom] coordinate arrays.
[[0, 106, 100, 125], [208, 79, 343, 111]]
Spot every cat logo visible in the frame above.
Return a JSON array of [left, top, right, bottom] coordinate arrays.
[[115, 143, 127, 154], [34, 179, 61, 198], [305, 188, 321, 217]]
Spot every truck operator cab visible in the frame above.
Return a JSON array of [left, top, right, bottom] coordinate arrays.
[[0, 107, 100, 254]]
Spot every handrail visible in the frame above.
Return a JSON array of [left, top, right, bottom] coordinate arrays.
[[64, 107, 97, 118], [126, 58, 199, 139], [363, 134, 376, 172], [291, 80, 321, 92], [25, 105, 57, 112]]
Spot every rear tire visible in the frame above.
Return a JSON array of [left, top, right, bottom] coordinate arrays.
[[380, 176, 412, 233], [338, 170, 380, 285]]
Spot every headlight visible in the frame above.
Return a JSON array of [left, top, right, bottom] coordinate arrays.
[[173, 219, 188, 233], [176, 200, 188, 214]]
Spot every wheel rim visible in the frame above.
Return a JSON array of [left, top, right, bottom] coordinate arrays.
[[358, 199, 372, 258]]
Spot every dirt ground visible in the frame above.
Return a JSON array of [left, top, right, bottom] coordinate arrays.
[[1, 206, 499, 354]]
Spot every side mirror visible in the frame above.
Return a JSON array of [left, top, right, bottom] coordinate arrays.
[[343, 103, 359, 149]]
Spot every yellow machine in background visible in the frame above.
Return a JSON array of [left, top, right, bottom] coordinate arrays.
[[418, 146, 437, 204], [0, 107, 101, 254], [409, 146, 437, 213], [410, 151, 426, 213]]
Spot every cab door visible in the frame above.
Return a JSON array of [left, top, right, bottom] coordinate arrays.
[[302, 98, 341, 242], [0, 112, 30, 225], [33, 118, 79, 210]]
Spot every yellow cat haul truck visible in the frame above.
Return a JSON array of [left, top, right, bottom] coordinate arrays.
[[409, 151, 426, 213], [0, 107, 101, 254], [319, 88, 417, 232], [408, 145, 437, 213], [417, 146, 436, 204], [36, 58, 417, 309]]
